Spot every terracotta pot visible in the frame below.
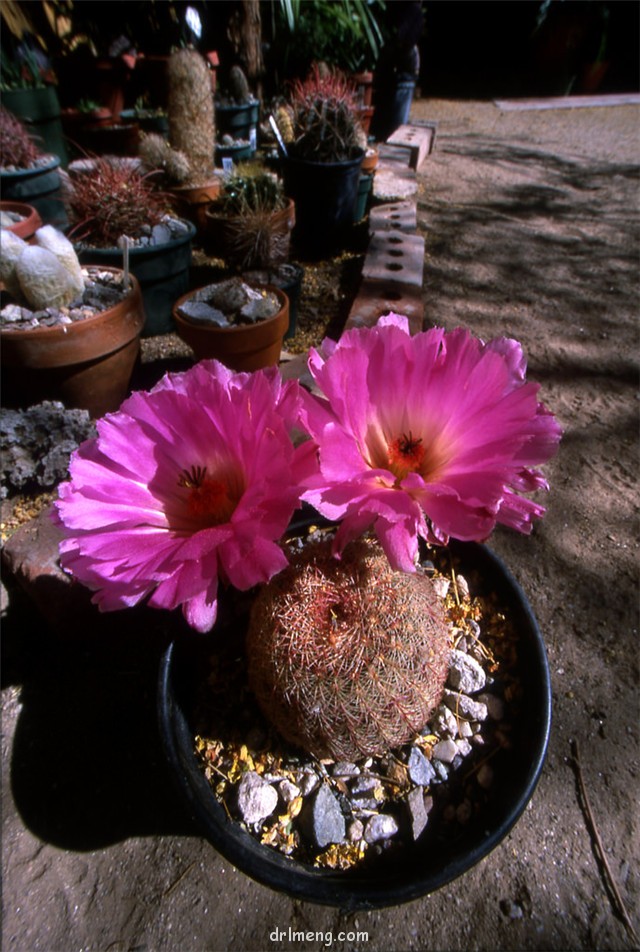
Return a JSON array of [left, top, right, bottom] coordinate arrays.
[[205, 198, 295, 269], [0, 201, 43, 242], [357, 105, 375, 135], [361, 147, 379, 174], [1, 267, 144, 417], [168, 177, 223, 234], [352, 70, 374, 107], [173, 285, 289, 372]]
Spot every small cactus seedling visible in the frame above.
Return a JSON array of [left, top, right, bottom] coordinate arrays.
[[0, 106, 40, 169], [246, 536, 452, 761]]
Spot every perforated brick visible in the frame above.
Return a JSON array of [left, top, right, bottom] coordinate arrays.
[[361, 231, 424, 289]]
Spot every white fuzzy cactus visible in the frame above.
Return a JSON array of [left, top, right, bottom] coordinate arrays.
[[34, 225, 85, 298], [0, 230, 28, 298], [1, 225, 85, 309]]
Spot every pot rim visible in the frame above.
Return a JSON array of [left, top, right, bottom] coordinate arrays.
[[157, 514, 552, 910], [0, 266, 143, 341], [0, 155, 61, 179], [173, 284, 289, 336], [73, 218, 196, 257]]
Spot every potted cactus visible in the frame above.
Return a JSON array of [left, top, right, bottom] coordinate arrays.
[[278, 65, 367, 257], [215, 65, 260, 162], [65, 156, 196, 336], [139, 49, 221, 233], [0, 106, 67, 228], [0, 225, 144, 417], [53, 315, 561, 905], [204, 163, 303, 339]]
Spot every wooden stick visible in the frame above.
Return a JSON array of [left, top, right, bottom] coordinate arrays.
[[570, 739, 638, 944]]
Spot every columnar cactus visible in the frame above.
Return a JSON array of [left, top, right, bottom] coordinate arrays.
[[246, 536, 452, 761], [167, 49, 215, 186]]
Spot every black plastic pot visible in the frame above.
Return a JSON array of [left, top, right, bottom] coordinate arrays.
[[215, 100, 259, 141], [2, 85, 69, 167], [0, 156, 67, 229], [282, 150, 364, 259], [157, 527, 551, 910], [76, 220, 196, 337]]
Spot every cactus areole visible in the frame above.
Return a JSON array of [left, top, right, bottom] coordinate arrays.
[[246, 535, 452, 761]]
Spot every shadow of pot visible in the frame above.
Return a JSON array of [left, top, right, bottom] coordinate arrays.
[[157, 522, 551, 910], [1, 267, 145, 418], [173, 285, 289, 372]]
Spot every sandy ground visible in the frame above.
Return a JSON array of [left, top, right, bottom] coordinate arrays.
[[2, 98, 639, 952]]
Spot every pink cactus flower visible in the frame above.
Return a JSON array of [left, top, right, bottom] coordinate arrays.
[[55, 361, 317, 632], [301, 314, 562, 572]]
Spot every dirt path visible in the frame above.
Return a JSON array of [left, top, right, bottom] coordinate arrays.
[[2, 98, 639, 952]]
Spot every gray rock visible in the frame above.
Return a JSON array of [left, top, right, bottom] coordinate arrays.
[[296, 769, 320, 797], [406, 787, 430, 840], [347, 819, 364, 842], [307, 784, 345, 847], [350, 776, 380, 810], [238, 291, 280, 323], [455, 737, 473, 757], [407, 746, 436, 786], [236, 771, 278, 825], [430, 704, 458, 738], [278, 779, 300, 804], [447, 648, 487, 694], [176, 299, 230, 327], [331, 762, 360, 778], [363, 813, 399, 844], [444, 690, 488, 722], [150, 223, 173, 245], [431, 739, 459, 764]]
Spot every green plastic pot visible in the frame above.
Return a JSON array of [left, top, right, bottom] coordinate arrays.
[[2, 85, 69, 167]]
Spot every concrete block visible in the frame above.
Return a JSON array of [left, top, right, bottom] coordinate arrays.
[[369, 202, 417, 233], [362, 231, 425, 289], [387, 123, 436, 169], [346, 282, 423, 336]]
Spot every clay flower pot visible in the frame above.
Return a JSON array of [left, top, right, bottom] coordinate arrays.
[[167, 177, 223, 235], [204, 198, 295, 270], [1, 267, 145, 418], [173, 285, 289, 372], [0, 201, 43, 242]]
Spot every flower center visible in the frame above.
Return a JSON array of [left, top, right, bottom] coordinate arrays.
[[178, 465, 237, 527], [387, 431, 426, 481]]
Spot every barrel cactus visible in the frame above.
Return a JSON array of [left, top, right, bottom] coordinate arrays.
[[246, 536, 452, 761]]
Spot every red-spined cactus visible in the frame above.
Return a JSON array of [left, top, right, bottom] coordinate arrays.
[[65, 158, 168, 247], [288, 64, 365, 163], [246, 536, 452, 761], [0, 107, 39, 169]]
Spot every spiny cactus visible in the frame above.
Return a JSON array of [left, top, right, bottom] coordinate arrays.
[[228, 64, 252, 104], [288, 64, 363, 163], [66, 158, 168, 247], [139, 132, 191, 186], [246, 536, 452, 761], [220, 163, 285, 216], [167, 49, 215, 186], [0, 106, 39, 169]]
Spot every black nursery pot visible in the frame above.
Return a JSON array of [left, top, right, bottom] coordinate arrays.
[[157, 533, 551, 910], [282, 150, 364, 259]]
